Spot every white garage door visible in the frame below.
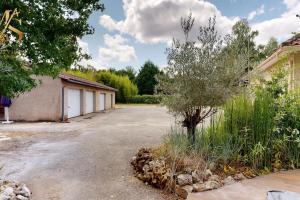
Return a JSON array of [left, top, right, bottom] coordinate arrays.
[[99, 93, 105, 111], [68, 89, 81, 118], [86, 91, 94, 114]]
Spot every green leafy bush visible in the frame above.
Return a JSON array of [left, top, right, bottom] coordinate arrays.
[[65, 70, 97, 81], [128, 95, 161, 104], [96, 71, 138, 103]]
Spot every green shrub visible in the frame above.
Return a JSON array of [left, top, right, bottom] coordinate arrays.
[[65, 69, 97, 81], [128, 95, 161, 104], [95, 71, 138, 103], [65, 69, 138, 103], [162, 67, 300, 172]]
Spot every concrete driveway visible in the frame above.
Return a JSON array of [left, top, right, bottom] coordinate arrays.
[[188, 170, 300, 200], [0, 105, 174, 200]]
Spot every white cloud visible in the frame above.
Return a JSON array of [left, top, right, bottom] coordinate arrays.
[[283, 0, 299, 9], [77, 35, 137, 69], [99, 34, 137, 64], [97, 0, 300, 54], [99, 15, 119, 31], [100, 0, 239, 44], [248, 5, 265, 21], [253, 0, 300, 44], [77, 39, 89, 54], [76, 38, 97, 68]]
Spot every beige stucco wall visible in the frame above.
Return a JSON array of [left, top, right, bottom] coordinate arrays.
[[257, 52, 300, 90], [96, 90, 115, 111], [10, 76, 63, 121], [61, 81, 116, 120], [293, 53, 300, 88], [8, 77, 116, 122]]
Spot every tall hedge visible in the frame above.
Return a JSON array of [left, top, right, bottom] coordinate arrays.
[[66, 69, 138, 103], [95, 71, 138, 103]]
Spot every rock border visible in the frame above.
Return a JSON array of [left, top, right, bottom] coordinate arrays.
[[131, 148, 248, 199], [0, 179, 31, 200]]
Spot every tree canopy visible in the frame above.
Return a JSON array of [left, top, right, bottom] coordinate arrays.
[[258, 37, 279, 60], [110, 66, 136, 82], [0, 1, 104, 98], [224, 19, 260, 72], [136, 61, 160, 95], [96, 71, 138, 103], [156, 15, 246, 144]]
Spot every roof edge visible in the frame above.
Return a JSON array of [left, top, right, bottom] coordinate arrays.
[[256, 45, 300, 72], [59, 73, 118, 92]]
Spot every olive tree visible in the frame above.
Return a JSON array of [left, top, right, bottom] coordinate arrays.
[[156, 15, 247, 145]]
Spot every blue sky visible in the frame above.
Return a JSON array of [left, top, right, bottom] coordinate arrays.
[[80, 0, 300, 71]]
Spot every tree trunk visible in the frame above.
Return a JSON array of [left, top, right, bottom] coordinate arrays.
[[183, 109, 202, 146], [187, 123, 196, 145]]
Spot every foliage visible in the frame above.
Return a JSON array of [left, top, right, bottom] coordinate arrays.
[[65, 68, 97, 82], [225, 19, 260, 71], [113, 66, 136, 82], [65, 69, 138, 103], [96, 71, 138, 103], [258, 37, 278, 60], [156, 14, 246, 144], [0, 1, 104, 98], [162, 68, 300, 172], [128, 95, 161, 104], [136, 61, 160, 95]]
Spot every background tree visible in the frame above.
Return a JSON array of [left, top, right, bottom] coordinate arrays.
[[136, 61, 160, 95], [96, 71, 138, 103], [156, 15, 246, 144], [0, 1, 104, 98], [258, 37, 278, 60], [226, 19, 260, 71], [114, 66, 136, 82]]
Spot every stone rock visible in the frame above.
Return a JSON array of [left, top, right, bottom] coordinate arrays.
[[181, 185, 193, 193], [184, 167, 193, 174], [0, 179, 4, 186], [0, 194, 10, 200], [205, 180, 222, 190], [193, 180, 222, 192], [142, 164, 150, 172], [223, 176, 235, 185], [177, 174, 193, 186], [0, 187, 14, 200], [208, 175, 220, 182], [131, 156, 137, 163], [175, 186, 188, 199], [191, 171, 203, 183], [234, 173, 246, 181], [204, 169, 212, 180], [192, 183, 206, 192], [15, 185, 31, 198], [16, 195, 29, 200], [2, 187, 14, 196]]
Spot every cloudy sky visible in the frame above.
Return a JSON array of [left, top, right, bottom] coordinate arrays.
[[79, 0, 300, 70]]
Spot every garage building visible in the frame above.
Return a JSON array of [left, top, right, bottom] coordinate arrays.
[[4, 73, 117, 122]]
